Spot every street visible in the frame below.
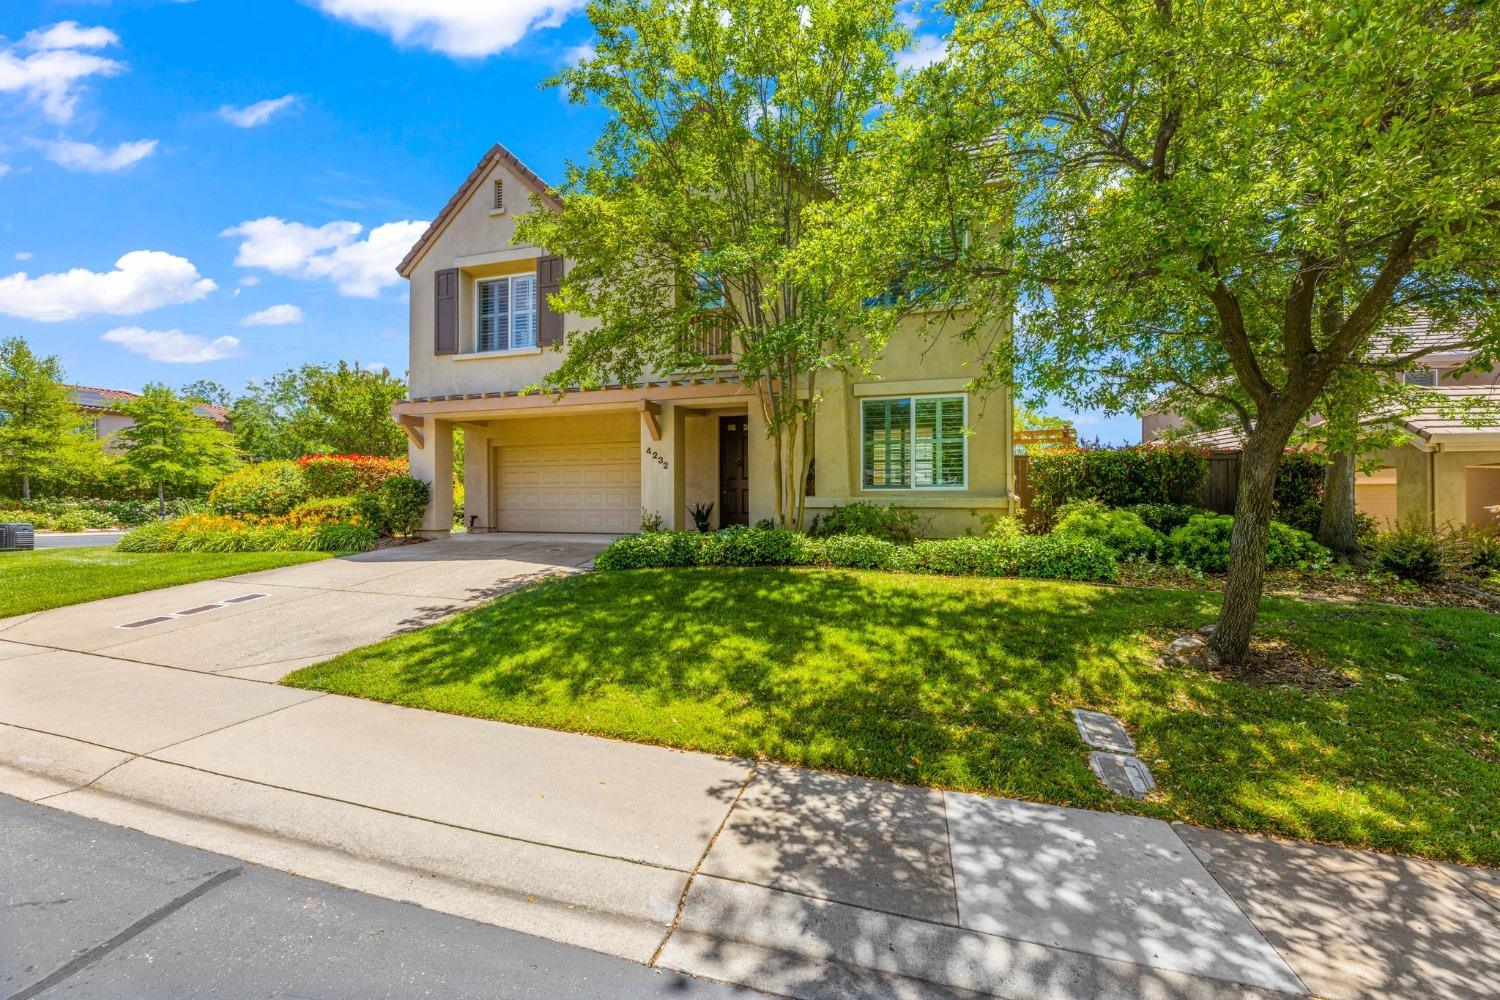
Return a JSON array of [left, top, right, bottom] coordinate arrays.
[[29, 532, 126, 550], [0, 794, 763, 1000]]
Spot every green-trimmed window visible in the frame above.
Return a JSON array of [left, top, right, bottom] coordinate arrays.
[[861, 395, 967, 490]]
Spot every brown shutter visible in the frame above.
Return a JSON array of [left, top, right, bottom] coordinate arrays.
[[434, 268, 459, 355], [537, 255, 564, 347]]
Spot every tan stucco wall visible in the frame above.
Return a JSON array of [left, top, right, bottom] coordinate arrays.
[[682, 413, 721, 529], [1369, 442, 1500, 529], [1465, 465, 1500, 528]]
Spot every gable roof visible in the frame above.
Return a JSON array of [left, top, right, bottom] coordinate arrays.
[[396, 143, 563, 278]]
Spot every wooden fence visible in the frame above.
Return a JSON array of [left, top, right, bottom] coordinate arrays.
[[1013, 450, 1242, 520]]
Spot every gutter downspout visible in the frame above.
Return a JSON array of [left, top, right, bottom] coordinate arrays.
[[1427, 446, 1439, 530]]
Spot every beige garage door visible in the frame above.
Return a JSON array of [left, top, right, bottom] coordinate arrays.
[[495, 436, 640, 533], [1356, 482, 1398, 531]]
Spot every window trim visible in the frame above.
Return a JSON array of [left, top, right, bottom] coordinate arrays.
[[860, 393, 969, 492], [475, 273, 537, 353], [1402, 367, 1438, 387]]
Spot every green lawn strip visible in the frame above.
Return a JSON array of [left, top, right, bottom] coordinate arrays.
[[283, 567, 1500, 866], [0, 547, 332, 618]]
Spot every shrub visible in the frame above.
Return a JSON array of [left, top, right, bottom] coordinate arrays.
[[291, 496, 365, 525], [1050, 501, 1162, 559], [810, 502, 922, 543], [1121, 502, 1201, 535], [1027, 447, 1207, 523], [1273, 452, 1324, 522], [54, 511, 90, 532], [814, 534, 909, 570], [1372, 522, 1446, 582], [1451, 527, 1500, 574], [1166, 513, 1328, 573], [377, 476, 430, 537], [700, 526, 817, 565], [908, 535, 1117, 581], [208, 461, 308, 516], [296, 454, 408, 498]]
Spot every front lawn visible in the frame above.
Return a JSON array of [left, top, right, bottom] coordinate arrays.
[[284, 567, 1500, 865], [0, 547, 332, 618]]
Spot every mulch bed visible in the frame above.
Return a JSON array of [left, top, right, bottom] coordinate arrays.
[[1210, 636, 1357, 691]]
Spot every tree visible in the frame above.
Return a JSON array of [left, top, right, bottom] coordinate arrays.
[[179, 379, 232, 409], [229, 363, 406, 460], [839, 0, 1500, 663], [515, 0, 909, 528], [117, 383, 240, 515], [0, 337, 79, 500]]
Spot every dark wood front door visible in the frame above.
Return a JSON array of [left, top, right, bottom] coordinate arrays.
[[719, 416, 750, 526]]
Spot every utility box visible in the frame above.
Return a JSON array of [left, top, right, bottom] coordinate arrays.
[[0, 523, 35, 551]]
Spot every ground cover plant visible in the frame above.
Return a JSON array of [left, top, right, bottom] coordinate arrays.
[[116, 513, 375, 553], [286, 567, 1500, 866], [0, 547, 330, 618]]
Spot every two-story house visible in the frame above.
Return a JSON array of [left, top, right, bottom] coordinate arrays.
[[68, 385, 231, 451], [392, 144, 1016, 538]]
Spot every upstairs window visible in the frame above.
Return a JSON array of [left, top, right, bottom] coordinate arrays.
[[861, 395, 967, 490], [1403, 367, 1438, 387], [477, 273, 536, 352]]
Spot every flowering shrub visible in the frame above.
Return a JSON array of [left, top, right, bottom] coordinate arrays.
[[297, 454, 408, 498], [290, 496, 365, 525], [117, 512, 374, 553]]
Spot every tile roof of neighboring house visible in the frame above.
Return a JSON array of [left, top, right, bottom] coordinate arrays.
[[65, 385, 230, 424], [1366, 312, 1481, 361], [396, 143, 564, 278], [1162, 385, 1500, 451]]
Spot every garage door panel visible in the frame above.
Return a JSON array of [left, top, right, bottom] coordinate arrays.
[[496, 433, 640, 534], [1356, 483, 1397, 530]]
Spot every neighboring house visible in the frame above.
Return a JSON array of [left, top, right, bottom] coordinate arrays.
[[68, 385, 231, 452], [393, 143, 1015, 537], [1139, 317, 1500, 530]]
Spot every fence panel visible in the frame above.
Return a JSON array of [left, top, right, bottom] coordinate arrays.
[[1200, 453, 1241, 513]]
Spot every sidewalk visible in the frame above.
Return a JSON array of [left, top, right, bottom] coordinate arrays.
[[2, 536, 1497, 1000]]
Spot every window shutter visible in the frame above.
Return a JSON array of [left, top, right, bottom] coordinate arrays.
[[537, 255, 564, 347], [434, 268, 459, 355]]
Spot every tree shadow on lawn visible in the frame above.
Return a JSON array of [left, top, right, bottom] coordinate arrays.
[[299, 568, 1500, 865]]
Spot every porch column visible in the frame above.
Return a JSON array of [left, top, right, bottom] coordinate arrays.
[[462, 426, 494, 532], [640, 400, 685, 530], [409, 415, 454, 537]]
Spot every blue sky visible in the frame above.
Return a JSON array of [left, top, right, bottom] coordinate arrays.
[[0, 0, 1137, 443]]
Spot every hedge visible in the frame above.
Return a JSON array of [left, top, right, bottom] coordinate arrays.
[[297, 454, 408, 498], [1027, 447, 1207, 521], [594, 528, 1117, 582], [117, 513, 375, 553]]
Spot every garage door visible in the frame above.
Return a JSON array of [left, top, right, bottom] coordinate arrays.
[[495, 437, 640, 533], [1355, 482, 1397, 530]]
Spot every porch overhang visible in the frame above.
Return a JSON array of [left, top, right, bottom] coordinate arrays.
[[392, 375, 754, 421]]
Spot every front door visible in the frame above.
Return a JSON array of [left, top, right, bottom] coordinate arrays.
[[719, 416, 750, 526]]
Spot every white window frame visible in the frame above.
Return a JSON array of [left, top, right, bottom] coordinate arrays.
[[475, 273, 537, 354], [1402, 367, 1438, 387], [860, 393, 969, 491]]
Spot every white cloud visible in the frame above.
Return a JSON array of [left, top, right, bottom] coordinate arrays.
[[222, 216, 428, 297], [0, 22, 124, 123], [0, 250, 217, 322], [241, 303, 304, 326], [23, 22, 119, 51], [309, 0, 585, 58], [37, 138, 156, 173], [0, 164, 9, 179], [102, 327, 242, 364], [897, 35, 948, 72], [239, 275, 261, 286], [562, 42, 595, 65], [218, 94, 299, 127], [13, 251, 32, 261]]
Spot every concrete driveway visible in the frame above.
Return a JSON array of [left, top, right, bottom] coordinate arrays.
[[0, 532, 613, 682]]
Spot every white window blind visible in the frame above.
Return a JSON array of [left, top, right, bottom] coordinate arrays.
[[477, 274, 537, 352]]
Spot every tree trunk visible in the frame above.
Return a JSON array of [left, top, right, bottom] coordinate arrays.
[[1210, 431, 1287, 665], [21, 473, 30, 502], [1316, 449, 1363, 562], [157, 481, 166, 520]]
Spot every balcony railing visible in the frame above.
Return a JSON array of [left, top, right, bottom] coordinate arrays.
[[678, 311, 735, 364]]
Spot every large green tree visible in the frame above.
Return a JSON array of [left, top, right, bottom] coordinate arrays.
[[516, 0, 909, 528], [229, 363, 407, 460], [838, 0, 1500, 663], [0, 337, 79, 500], [117, 383, 240, 515]]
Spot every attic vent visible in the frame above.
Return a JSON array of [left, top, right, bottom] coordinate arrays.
[[492, 178, 505, 211]]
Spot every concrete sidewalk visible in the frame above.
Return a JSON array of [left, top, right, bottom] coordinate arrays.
[[2, 535, 1497, 1000]]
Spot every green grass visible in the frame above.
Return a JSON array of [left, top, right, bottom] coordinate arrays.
[[0, 546, 332, 618], [284, 567, 1500, 865]]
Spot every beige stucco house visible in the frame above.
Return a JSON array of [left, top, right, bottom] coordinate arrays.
[[393, 144, 1015, 537]]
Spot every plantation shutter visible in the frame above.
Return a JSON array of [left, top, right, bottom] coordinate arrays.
[[861, 398, 912, 488], [434, 268, 459, 355], [537, 255, 565, 347]]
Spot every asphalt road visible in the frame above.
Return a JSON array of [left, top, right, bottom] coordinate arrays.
[[29, 532, 126, 549], [0, 794, 765, 1000]]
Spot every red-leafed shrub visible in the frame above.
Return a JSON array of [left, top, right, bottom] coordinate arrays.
[[297, 454, 408, 498]]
